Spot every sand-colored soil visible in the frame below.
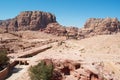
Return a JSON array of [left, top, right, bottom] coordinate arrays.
[[5, 32, 120, 80]]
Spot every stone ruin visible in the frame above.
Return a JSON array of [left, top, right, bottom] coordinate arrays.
[[42, 59, 116, 80]]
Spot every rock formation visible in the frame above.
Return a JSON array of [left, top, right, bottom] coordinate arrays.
[[66, 27, 78, 39], [78, 18, 120, 39], [44, 23, 78, 38], [42, 59, 115, 80], [0, 11, 56, 31], [0, 11, 78, 38], [0, 11, 120, 39], [43, 23, 67, 36]]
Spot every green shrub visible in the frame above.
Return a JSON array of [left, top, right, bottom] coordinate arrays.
[[0, 49, 9, 70], [29, 61, 53, 80]]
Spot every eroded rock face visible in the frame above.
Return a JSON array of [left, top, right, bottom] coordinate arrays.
[[78, 18, 120, 39], [0, 11, 56, 31], [42, 59, 116, 80], [17, 11, 56, 30], [44, 23, 67, 36], [44, 23, 79, 38], [0, 11, 120, 40], [66, 27, 78, 39]]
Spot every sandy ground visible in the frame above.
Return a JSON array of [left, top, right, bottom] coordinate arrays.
[[6, 33, 120, 80]]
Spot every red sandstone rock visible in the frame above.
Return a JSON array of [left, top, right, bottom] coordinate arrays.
[[78, 17, 120, 39], [0, 11, 120, 40], [44, 23, 67, 36], [0, 11, 56, 31]]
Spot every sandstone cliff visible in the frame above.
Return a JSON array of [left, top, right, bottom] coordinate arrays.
[[78, 18, 120, 39], [0, 11, 120, 39], [0, 11, 56, 31], [0, 11, 78, 38]]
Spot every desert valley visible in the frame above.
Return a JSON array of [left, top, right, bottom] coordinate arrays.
[[0, 11, 120, 80]]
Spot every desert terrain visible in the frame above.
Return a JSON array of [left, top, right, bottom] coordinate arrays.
[[1, 31, 119, 80], [0, 11, 120, 80]]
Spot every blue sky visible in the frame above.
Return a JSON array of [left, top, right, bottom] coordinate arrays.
[[0, 0, 120, 27]]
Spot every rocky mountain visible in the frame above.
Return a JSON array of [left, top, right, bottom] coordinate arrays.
[[0, 11, 56, 31], [78, 17, 120, 39], [0, 10, 79, 38], [0, 11, 120, 39]]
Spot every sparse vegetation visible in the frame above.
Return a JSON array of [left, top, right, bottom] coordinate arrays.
[[29, 61, 54, 80], [0, 49, 9, 71]]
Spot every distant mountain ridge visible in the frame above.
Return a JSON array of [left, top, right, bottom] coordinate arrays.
[[0, 11, 120, 39]]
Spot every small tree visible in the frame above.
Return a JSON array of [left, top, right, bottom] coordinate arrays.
[[0, 49, 9, 70], [29, 61, 53, 80]]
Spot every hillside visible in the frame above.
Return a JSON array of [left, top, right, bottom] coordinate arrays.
[[0, 11, 120, 80], [4, 33, 120, 80], [0, 11, 120, 39]]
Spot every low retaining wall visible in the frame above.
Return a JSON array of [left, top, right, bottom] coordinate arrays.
[[0, 66, 9, 80], [0, 61, 18, 80], [19, 45, 52, 58]]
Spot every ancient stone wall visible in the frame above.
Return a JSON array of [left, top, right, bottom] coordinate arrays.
[[0, 66, 9, 80], [0, 61, 17, 80]]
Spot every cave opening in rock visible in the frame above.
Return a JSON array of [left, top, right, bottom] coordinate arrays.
[[61, 66, 70, 75], [75, 64, 80, 69], [90, 73, 99, 80]]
